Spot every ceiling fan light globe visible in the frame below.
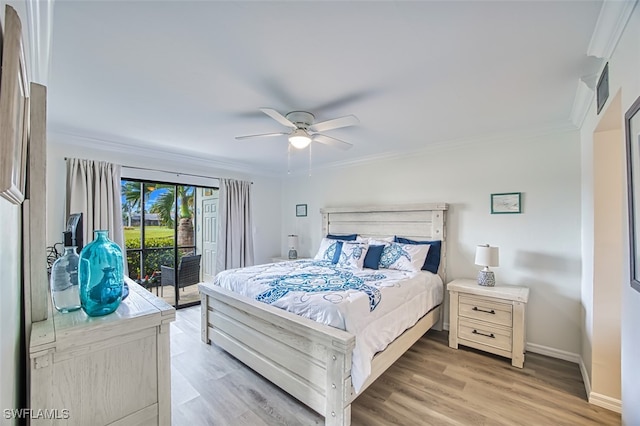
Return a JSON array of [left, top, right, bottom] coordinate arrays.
[[289, 130, 312, 149]]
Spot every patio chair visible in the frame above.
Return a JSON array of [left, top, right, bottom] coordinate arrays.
[[160, 254, 201, 299]]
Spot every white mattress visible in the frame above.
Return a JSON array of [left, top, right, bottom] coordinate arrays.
[[213, 259, 443, 392]]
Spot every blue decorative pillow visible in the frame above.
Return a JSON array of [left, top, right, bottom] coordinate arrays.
[[363, 245, 384, 270], [326, 233, 358, 241], [394, 237, 442, 274]]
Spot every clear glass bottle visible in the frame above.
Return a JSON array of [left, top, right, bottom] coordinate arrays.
[[79, 230, 124, 317], [50, 236, 81, 313]]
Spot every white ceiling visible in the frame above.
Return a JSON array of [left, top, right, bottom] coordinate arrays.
[[47, 0, 604, 175]]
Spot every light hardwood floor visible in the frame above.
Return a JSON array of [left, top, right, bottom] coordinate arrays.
[[144, 282, 200, 306], [170, 307, 620, 425]]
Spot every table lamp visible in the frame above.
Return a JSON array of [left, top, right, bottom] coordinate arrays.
[[475, 244, 499, 286], [288, 235, 298, 260]]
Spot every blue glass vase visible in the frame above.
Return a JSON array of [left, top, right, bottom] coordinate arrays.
[[79, 230, 124, 317]]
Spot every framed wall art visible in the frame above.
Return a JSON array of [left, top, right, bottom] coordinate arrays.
[[625, 94, 640, 293], [0, 5, 30, 205], [491, 192, 522, 214], [296, 204, 307, 217]]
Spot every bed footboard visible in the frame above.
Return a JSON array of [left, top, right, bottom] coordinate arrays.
[[199, 283, 356, 425]]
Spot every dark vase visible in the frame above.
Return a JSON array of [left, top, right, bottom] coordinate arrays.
[[79, 230, 124, 316]]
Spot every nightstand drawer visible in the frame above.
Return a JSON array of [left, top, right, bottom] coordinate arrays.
[[459, 318, 512, 352], [459, 295, 512, 327]]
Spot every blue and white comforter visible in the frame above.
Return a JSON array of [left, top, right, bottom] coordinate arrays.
[[213, 259, 443, 392]]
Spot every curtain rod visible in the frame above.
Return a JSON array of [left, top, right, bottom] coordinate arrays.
[[64, 158, 253, 183]]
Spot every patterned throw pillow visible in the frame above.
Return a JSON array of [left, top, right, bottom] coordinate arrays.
[[336, 241, 370, 269], [394, 237, 442, 274], [314, 238, 343, 263], [379, 242, 430, 273]]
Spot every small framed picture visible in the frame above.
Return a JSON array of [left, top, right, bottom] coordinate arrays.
[[296, 204, 307, 217], [491, 192, 522, 214]]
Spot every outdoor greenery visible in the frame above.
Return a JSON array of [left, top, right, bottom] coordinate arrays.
[[150, 186, 194, 228], [123, 226, 174, 243], [125, 235, 175, 280], [121, 181, 197, 280]]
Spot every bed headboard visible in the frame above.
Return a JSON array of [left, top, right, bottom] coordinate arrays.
[[320, 203, 449, 282]]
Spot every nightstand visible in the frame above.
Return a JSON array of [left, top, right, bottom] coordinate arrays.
[[448, 278, 529, 368], [271, 256, 309, 263]]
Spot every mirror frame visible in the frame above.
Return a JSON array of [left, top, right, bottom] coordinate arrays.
[[625, 94, 640, 293]]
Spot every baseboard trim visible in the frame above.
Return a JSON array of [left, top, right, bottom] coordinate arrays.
[[525, 342, 581, 363], [579, 356, 592, 396], [525, 343, 621, 413], [589, 392, 622, 413]]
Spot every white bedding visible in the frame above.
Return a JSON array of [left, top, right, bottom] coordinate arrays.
[[213, 259, 443, 392]]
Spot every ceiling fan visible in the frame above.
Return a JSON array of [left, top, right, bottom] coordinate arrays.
[[235, 108, 359, 150]]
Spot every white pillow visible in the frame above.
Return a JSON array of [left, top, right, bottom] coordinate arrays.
[[314, 238, 342, 263], [368, 236, 393, 246], [337, 241, 369, 269], [379, 242, 430, 272]]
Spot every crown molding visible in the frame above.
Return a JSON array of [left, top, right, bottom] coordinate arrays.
[[587, 0, 638, 59], [287, 120, 578, 176], [570, 78, 596, 128], [569, 0, 637, 129], [24, 0, 54, 85], [48, 128, 282, 178]]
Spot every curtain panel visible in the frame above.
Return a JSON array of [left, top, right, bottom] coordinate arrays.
[[216, 178, 254, 272], [66, 158, 125, 254]]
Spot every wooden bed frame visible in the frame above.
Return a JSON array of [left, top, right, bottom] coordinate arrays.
[[199, 203, 448, 425]]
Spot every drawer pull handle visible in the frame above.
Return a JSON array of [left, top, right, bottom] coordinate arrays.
[[472, 329, 495, 338], [472, 307, 495, 314]]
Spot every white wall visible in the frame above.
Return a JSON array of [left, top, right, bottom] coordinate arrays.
[[592, 125, 623, 401], [282, 130, 583, 355], [46, 134, 283, 266], [578, 2, 640, 421]]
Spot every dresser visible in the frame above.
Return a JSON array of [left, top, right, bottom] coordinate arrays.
[[448, 278, 529, 368], [29, 278, 175, 425]]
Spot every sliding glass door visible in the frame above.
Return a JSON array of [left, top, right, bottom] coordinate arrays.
[[121, 179, 217, 308]]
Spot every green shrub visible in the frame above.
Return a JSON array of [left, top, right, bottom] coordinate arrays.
[[126, 236, 176, 279]]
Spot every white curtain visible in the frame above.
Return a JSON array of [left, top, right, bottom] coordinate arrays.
[[216, 178, 254, 271], [66, 158, 125, 254]]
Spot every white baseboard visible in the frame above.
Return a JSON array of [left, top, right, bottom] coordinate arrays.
[[526, 343, 621, 414], [442, 330, 621, 412], [589, 392, 622, 413], [525, 342, 581, 363], [578, 356, 592, 396]]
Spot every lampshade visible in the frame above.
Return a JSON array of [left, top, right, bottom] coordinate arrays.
[[288, 235, 298, 250], [475, 244, 499, 267], [289, 129, 312, 149]]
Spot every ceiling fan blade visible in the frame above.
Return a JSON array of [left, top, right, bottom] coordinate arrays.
[[260, 108, 297, 129], [313, 134, 353, 151], [235, 132, 288, 140], [309, 115, 359, 133]]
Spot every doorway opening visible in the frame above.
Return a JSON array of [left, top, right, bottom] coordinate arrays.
[[121, 179, 218, 308]]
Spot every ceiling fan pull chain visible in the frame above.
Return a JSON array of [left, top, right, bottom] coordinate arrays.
[[287, 143, 291, 175], [308, 142, 312, 177]]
